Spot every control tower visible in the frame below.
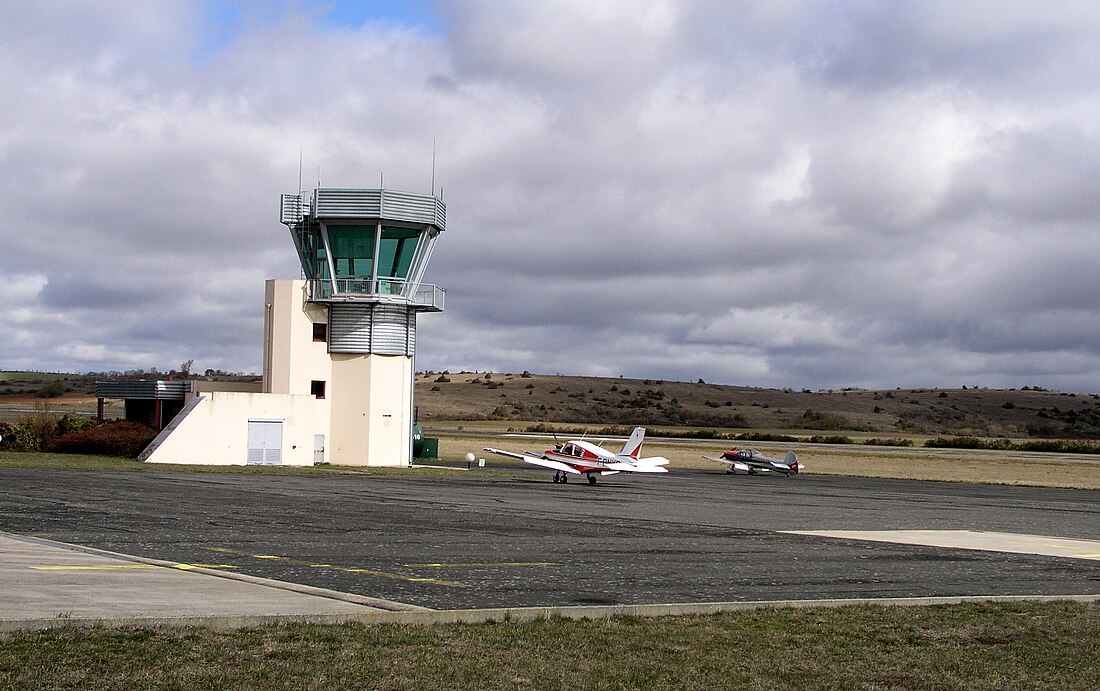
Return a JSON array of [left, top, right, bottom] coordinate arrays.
[[270, 187, 446, 466]]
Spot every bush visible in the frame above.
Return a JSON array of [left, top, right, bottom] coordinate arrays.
[[0, 413, 79, 451], [807, 435, 854, 445], [55, 414, 98, 436], [45, 421, 158, 458], [863, 437, 914, 447], [37, 381, 67, 398]]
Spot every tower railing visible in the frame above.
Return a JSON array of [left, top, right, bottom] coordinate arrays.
[[306, 279, 444, 310]]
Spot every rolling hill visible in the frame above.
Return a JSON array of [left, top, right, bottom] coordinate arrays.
[[413, 371, 1100, 439], [4, 370, 1100, 439]]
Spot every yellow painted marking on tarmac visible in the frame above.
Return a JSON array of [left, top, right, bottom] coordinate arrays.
[[31, 563, 236, 572], [402, 562, 557, 568], [32, 564, 157, 571], [1076, 554, 1100, 559], [204, 547, 467, 588], [342, 567, 465, 588]]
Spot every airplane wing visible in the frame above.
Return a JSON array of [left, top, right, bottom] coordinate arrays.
[[525, 456, 583, 475], [482, 448, 581, 475], [483, 447, 533, 462], [702, 455, 750, 473]]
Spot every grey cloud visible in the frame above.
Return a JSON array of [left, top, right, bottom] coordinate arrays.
[[3, 1, 1100, 392]]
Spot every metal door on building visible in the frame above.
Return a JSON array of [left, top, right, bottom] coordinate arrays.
[[247, 420, 283, 465]]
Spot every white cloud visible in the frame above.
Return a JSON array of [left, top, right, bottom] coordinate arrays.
[[1, 1, 1099, 391]]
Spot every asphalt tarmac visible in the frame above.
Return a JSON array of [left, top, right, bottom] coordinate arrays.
[[1, 466, 1098, 613]]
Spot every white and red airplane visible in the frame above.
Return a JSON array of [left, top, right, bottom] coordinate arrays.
[[703, 448, 804, 477], [484, 427, 670, 485]]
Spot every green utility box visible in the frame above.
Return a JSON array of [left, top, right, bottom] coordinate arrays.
[[416, 437, 439, 459], [412, 424, 439, 459]]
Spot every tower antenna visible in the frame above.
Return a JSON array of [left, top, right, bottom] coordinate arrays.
[[298, 148, 303, 196], [431, 138, 437, 197]]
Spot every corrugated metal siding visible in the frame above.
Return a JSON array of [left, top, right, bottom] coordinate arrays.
[[314, 188, 382, 218], [328, 303, 416, 355], [96, 381, 189, 400], [329, 304, 373, 353], [312, 188, 445, 230], [371, 304, 413, 355], [280, 194, 306, 225]]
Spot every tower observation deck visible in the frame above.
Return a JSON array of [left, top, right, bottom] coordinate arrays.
[[280, 187, 445, 310], [280, 187, 446, 358]]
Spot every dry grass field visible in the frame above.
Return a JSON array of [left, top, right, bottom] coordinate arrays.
[[415, 371, 1100, 438]]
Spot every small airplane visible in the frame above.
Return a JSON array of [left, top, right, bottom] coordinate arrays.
[[702, 448, 804, 477], [484, 426, 670, 485]]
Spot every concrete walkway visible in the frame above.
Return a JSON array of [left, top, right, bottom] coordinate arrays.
[[0, 532, 425, 631], [786, 530, 1100, 561]]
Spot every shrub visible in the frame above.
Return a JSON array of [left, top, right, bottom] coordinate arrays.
[[0, 412, 81, 451], [45, 421, 158, 458], [807, 435, 854, 445], [37, 381, 67, 398], [55, 414, 98, 436], [863, 437, 914, 447]]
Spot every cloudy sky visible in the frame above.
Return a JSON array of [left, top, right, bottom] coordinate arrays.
[[2, 1, 1099, 392]]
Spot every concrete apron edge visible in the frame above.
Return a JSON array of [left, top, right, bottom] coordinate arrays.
[[1, 531, 428, 614], [3, 593, 1099, 634]]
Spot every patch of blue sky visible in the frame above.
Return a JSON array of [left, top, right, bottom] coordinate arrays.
[[317, 0, 443, 33], [196, 0, 442, 59]]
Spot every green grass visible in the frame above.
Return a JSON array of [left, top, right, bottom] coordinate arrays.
[[1, 602, 1097, 689], [0, 371, 74, 382], [0, 451, 518, 478]]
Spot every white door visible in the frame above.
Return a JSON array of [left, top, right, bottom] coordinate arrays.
[[247, 420, 283, 465]]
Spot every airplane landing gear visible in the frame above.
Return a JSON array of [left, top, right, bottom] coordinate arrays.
[[587, 474, 597, 485], [553, 471, 568, 483]]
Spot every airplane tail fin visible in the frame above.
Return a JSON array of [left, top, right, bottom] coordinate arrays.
[[785, 451, 800, 474], [620, 427, 645, 459]]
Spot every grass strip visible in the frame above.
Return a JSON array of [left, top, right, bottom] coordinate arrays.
[[1, 602, 1097, 689]]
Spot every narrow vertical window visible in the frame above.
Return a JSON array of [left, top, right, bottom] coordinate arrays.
[[311, 380, 326, 399], [313, 323, 327, 342]]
